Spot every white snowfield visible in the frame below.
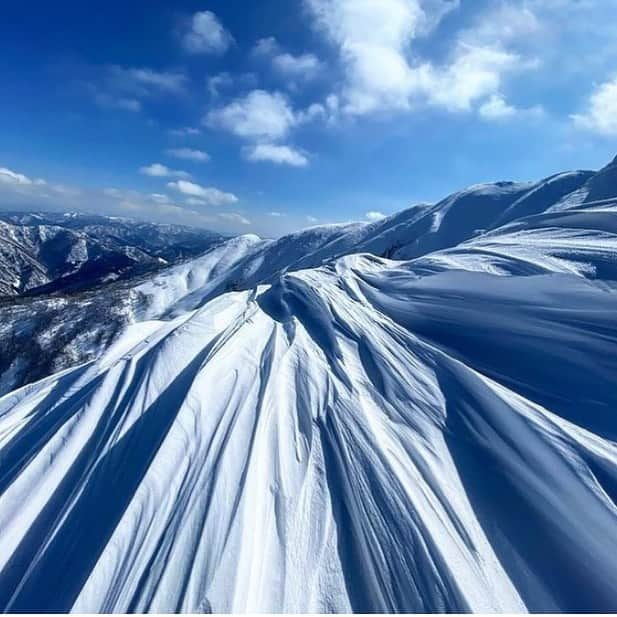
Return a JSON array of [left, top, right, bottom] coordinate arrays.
[[1, 157, 617, 612]]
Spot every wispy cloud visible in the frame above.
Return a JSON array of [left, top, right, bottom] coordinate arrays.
[[89, 65, 187, 113], [219, 212, 251, 225], [0, 167, 45, 186], [167, 180, 239, 206], [106, 66, 187, 96], [93, 95, 142, 112], [168, 127, 202, 138], [166, 148, 210, 162]]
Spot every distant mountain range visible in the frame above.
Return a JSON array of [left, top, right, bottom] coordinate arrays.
[[0, 212, 224, 297]]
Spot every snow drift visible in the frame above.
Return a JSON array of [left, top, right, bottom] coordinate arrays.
[[1, 157, 617, 612]]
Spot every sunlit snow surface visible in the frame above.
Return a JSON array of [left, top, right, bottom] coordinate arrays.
[[1, 188, 617, 610]]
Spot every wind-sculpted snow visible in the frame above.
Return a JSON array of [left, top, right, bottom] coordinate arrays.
[[2, 236, 617, 611], [2, 155, 617, 612]]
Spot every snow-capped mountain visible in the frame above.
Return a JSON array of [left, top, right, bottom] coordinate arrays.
[[0, 212, 223, 297], [1, 156, 617, 612]]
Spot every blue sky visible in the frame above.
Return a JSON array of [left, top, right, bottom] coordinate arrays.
[[0, 0, 616, 236]]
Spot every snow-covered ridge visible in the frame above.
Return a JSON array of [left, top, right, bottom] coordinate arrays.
[[1, 155, 617, 612]]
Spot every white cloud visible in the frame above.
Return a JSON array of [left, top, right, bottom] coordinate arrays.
[[206, 90, 297, 141], [139, 163, 190, 178], [219, 212, 251, 225], [267, 211, 285, 217], [572, 77, 617, 136], [167, 180, 239, 206], [365, 210, 386, 222], [244, 144, 308, 167], [305, 0, 537, 116], [425, 44, 526, 112], [306, 215, 319, 224], [166, 148, 210, 162], [253, 37, 323, 80], [305, 0, 454, 114], [183, 11, 233, 55]]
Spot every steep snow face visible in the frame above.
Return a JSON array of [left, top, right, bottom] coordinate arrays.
[[410, 198, 617, 279], [2, 215, 617, 612]]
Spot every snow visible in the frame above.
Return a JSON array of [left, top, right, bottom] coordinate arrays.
[[1, 155, 617, 612]]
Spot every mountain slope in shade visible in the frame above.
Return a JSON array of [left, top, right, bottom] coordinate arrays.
[[0, 234, 263, 396], [1, 149, 617, 611]]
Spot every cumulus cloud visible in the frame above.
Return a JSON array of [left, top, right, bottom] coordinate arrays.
[[305, 0, 536, 116], [572, 77, 617, 136], [166, 148, 210, 162], [365, 210, 386, 222], [167, 180, 239, 206], [244, 144, 308, 167], [253, 37, 323, 81], [139, 163, 190, 178], [182, 11, 233, 55], [206, 90, 298, 141]]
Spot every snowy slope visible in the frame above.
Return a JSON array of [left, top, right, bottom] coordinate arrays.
[[1, 249, 617, 612], [1, 156, 617, 612]]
